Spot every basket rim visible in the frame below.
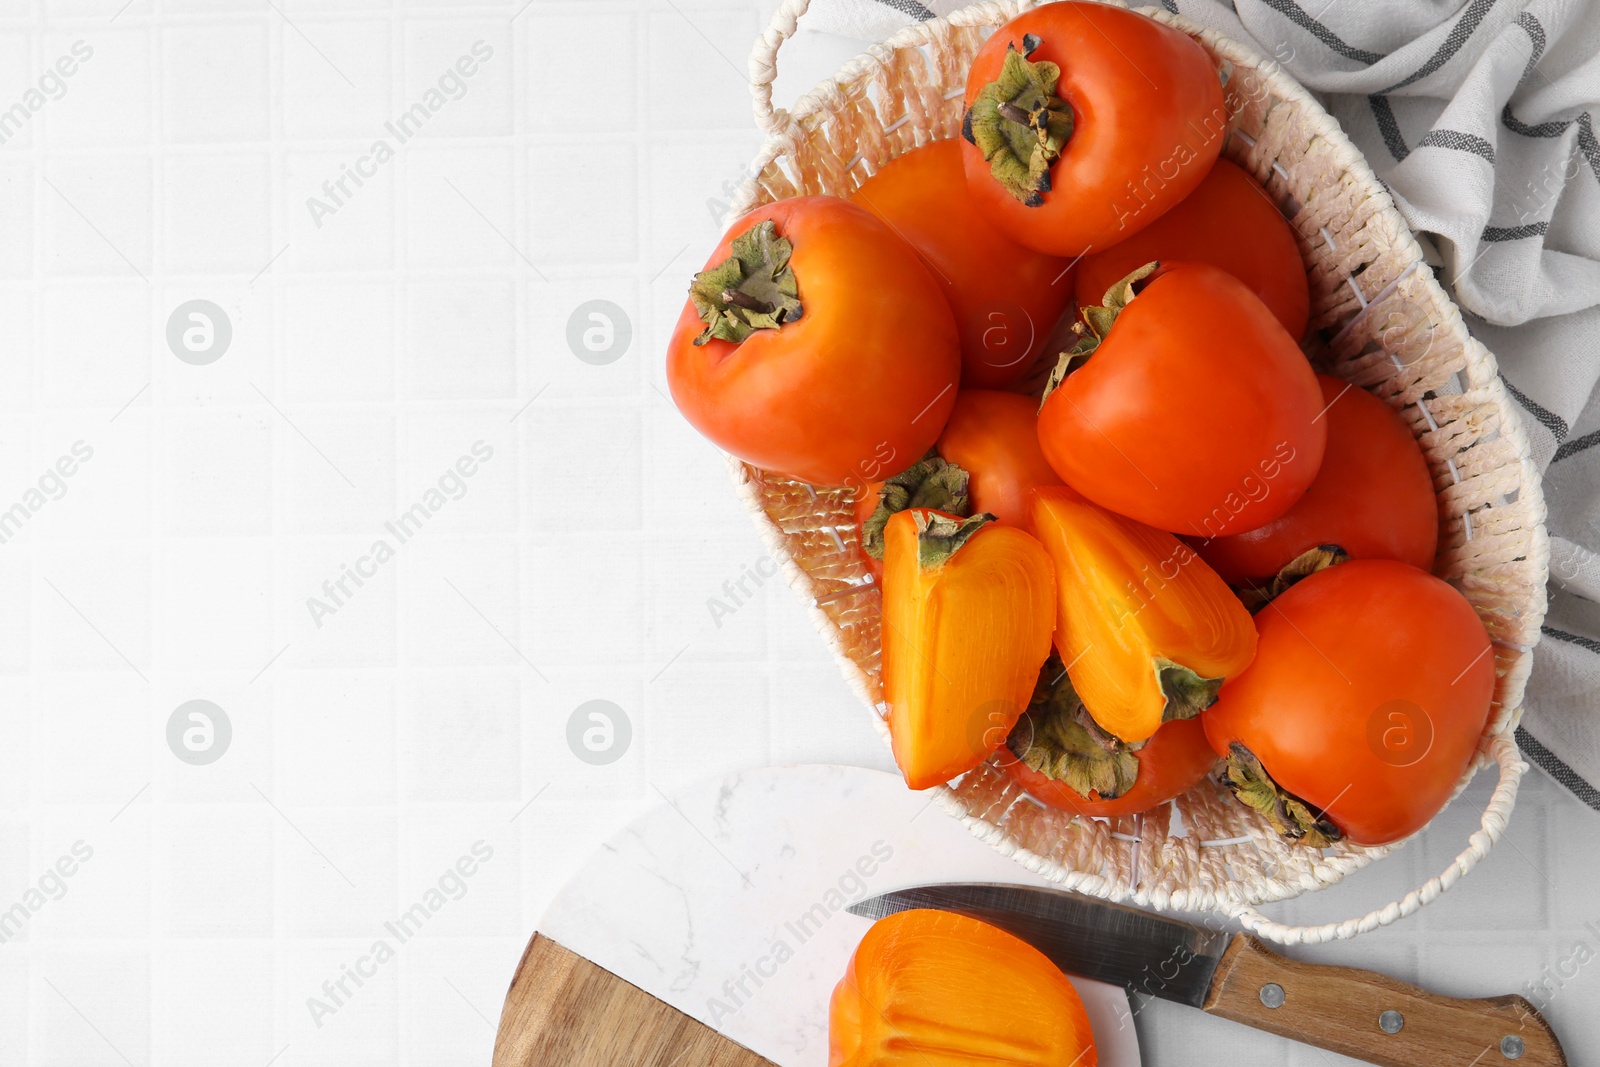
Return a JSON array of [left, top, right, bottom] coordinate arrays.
[[727, 0, 1551, 942]]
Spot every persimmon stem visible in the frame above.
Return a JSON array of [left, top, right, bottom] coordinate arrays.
[[997, 101, 1032, 125], [721, 289, 774, 314]]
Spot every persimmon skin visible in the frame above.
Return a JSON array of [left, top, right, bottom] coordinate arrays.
[[852, 141, 1073, 388], [1037, 262, 1326, 538], [938, 390, 1068, 529], [1201, 559, 1494, 846], [1195, 375, 1439, 583], [830, 909, 1097, 1067], [1031, 488, 1256, 744], [1074, 159, 1310, 339], [667, 196, 960, 487], [1001, 717, 1217, 818], [962, 3, 1225, 257], [882, 510, 1056, 790], [853, 390, 1069, 579]]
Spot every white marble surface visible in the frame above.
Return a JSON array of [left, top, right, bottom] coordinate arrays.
[[540, 764, 1141, 1067]]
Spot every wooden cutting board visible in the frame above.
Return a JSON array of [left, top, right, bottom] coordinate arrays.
[[492, 933, 776, 1067]]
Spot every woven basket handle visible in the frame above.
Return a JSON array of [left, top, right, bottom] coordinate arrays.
[[1226, 735, 1527, 945], [750, 0, 816, 134]]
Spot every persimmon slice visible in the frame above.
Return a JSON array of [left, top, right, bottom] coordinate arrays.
[[830, 908, 1097, 1067], [1031, 488, 1256, 743], [882, 509, 1055, 789]]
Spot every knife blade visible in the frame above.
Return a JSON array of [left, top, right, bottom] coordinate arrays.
[[849, 883, 1569, 1067]]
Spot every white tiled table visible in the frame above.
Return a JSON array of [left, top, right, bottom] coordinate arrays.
[[0, 2, 1593, 1064]]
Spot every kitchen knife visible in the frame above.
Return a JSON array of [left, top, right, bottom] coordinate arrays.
[[850, 883, 1568, 1067]]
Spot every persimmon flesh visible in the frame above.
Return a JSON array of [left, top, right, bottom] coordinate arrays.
[[1031, 488, 1256, 743], [882, 509, 1055, 789]]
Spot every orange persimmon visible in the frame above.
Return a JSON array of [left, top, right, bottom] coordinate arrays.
[[830, 909, 1097, 1067], [938, 389, 1070, 529], [1003, 688, 1217, 818], [855, 391, 1068, 578], [1073, 159, 1310, 339], [851, 140, 1074, 388], [1031, 488, 1256, 743], [882, 509, 1055, 789], [1193, 374, 1440, 584]]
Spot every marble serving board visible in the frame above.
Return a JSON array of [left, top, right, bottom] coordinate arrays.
[[533, 764, 1142, 1067]]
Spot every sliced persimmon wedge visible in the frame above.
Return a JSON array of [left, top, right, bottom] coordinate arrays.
[[882, 509, 1055, 789], [1031, 488, 1256, 743]]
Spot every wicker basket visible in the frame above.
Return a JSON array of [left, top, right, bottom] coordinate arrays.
[[728, 0, 1549, 944]]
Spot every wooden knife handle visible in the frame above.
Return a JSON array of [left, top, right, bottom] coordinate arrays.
[[1203, 934, 1566, 1067]]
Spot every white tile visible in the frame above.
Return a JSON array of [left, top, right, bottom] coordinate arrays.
[[651, 532, 770, 665], [399, 22, 511, 139], [153, 285, 276, 404], [399, 669, 521, 802], [281, 18, 392, 139], [282, 409, 397, 535], [284, 279, 397, 404], [153, 538, 275, 671], [0, 160, 33, 277], [395, 810, 519, 937], [644, 664, 770, 790], [770, 667, 890, 772], [276, 806, 397, 937], [399, 536, 521, 668], [0, 289, 32, 408], [38, 281, 150, 407], [0, 949, 24, 1059], [401, 276, 518, 400], [274, 669, 396, 805], [280, 535, 399, 668], [31, 947, 150, 1067], [43, 154, 153, 278], [527, 275, 641, 400], [44, 31, 151, 148], [162, 152, 273, 273], [39, 411, 152, 543], [156, 408, 273, 537], [32, 675, 150, 804], [0, 680, 30, 810], [157, 805, 274, 937], [0, 552, 27, 671], [522, 400, 640, 531], [403, 144, 516, 268], [0, 32, 34, 152], [30, 810, 149, 939], [528, 140, 638, 266], [278, 939, 399, 1063], [528, 678, 646, 804], [153, 682, 274, 804], [398, 413, 517, 538], [35, 540, 150, 675], [161, 24, 270, 142], [152, 943, 275, 1067], [401, 938, 518, 1064], [645, 8, 762, 131], [524, 12, 637, 134], [525, 533, 644, 668], [286, 148, 395, 271]]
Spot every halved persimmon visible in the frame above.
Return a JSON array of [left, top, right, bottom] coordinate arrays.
[[1031, 488, 1255, 743], [831, 908, 1096, 1067], [882, 509, 1055, 789]]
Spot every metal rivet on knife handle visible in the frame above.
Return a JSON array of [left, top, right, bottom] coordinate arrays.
[[1379, 1010, 1404, 1034], [1259, 983, 1285, 1009], [1503, 1035, 1526, 1060]]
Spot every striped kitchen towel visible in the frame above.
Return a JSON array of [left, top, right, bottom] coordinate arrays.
[[797, 0, 1600, 811]]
